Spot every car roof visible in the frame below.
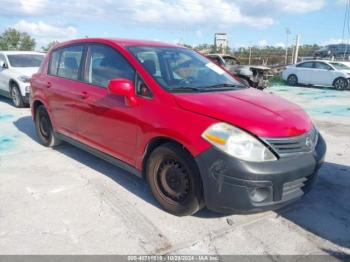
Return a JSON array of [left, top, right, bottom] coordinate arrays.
[[297, 60, 332, 64], [0, 51, 45, 55], [53, 38, 182, 49]]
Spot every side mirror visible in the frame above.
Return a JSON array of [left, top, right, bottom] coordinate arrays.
[[0, 61, 7, 68], [108, 78, 138, 107]]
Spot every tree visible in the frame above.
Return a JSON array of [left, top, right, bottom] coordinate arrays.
[[41, 41, 60, 52], [0, 28, 36, 51]]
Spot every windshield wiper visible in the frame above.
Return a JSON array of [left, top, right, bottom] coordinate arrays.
[[204, 83, 245, 89], [168, 86, 203, 93]]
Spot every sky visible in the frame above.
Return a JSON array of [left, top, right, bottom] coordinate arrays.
[[0, 0, 348, 50]]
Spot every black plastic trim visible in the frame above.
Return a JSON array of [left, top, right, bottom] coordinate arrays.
[[195, 132, 327, 214]]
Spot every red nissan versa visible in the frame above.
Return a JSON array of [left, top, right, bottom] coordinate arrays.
[[30, 38, 326, 216]]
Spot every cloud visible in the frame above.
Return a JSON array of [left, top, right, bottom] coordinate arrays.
[[322, 38, 344, 45], [0, 0, 49, 16], [1, 0, 326, 31], [274, 42, 286, 48], [13, 20, 77, 47], [258, 40, 268, 47]]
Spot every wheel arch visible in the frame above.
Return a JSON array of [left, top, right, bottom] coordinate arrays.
[[141, 136, 197, 178], [8, 79, 19, 90]]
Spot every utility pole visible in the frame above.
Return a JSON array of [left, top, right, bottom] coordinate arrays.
[[285, 28, 291, 65], [293, 35, 300, 64], [248, 46, 252, 65]]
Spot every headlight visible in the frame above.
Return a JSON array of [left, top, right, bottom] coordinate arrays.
[[202, 122, 277, 162], [18, 75, 31, 83]]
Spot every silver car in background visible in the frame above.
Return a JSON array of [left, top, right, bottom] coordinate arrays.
[[282, 60, 350, 90]]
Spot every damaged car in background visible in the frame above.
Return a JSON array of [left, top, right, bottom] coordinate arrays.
[[205, 53, 273, 90]]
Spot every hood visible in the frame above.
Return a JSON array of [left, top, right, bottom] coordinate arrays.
[[339, 69, 350, 74], [12, 67, 39, 78], [173, 88, 312, 138]]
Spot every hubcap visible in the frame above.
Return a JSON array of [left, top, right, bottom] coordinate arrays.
[[289, 76, 297, 85], [157, 159, 190, 203], [335, 79, 346, 89]]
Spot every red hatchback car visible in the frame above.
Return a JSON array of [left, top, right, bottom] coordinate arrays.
[[31, 38, 326, 216]]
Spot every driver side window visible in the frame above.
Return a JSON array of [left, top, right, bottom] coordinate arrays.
[[85, 44, 135, 88]]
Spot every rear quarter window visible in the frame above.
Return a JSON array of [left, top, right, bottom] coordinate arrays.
[[48, 50, 60, 75]]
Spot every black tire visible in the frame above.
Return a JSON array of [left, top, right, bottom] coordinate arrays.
[[287, 74, 298, 86], [35, 105, 61, 147], [10, 84, 24, 108], [146, 143, 203, 216], [333, 77, 348, 90]]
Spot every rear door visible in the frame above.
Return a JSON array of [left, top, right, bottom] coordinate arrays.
[[295, 62, 314, 84], [312, 62, 334, 86], [74, 43, 140, 165], [46, 45, 86, 136]]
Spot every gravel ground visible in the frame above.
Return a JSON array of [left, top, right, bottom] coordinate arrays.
[[0, 86, 349, 257]]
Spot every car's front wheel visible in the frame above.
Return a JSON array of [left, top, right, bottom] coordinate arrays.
[[10, 84, 24, 108], [333, 77, 348, 90], [146, 143, 203, 216], [35, 105, 61, 147], [287, 74, 298, 86]]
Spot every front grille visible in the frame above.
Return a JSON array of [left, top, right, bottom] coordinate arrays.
[[263, 128, 318, 157], [283, 176, 313, 197]]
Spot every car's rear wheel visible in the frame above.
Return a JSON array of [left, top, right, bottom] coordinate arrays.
[[333, 77, 348, 90], [287, 74, 298, 86], [146, 143, 203, 216], [35, 105, 61, 147], [10, 84, 24, 108]]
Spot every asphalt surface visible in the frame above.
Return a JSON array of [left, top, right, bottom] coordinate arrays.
[[0, 86, 349, 256]]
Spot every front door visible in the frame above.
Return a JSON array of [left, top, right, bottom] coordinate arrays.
[[312, 62, 335, 86]]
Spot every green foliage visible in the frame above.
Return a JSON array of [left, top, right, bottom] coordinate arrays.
[[0, 28, 36, 51], [41, 41, 60, 52], [184, 42, 322, 65]]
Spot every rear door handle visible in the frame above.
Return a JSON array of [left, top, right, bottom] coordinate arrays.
[[81, 91, 89, 99], [45, 82, 51, 88]]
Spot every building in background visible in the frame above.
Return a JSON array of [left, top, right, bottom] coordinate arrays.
[[214, 33, 228, 54]]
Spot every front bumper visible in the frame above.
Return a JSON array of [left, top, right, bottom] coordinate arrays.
[[195, 134, 326, 214]]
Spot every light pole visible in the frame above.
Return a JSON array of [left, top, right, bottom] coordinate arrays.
[[285, 28, 291, 65]]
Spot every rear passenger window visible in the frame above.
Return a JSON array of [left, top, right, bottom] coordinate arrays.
[[85, 45, 135, 88], [297, 62, 314, 68], [57, 45, 84, 80]]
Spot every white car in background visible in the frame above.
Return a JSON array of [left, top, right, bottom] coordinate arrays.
[[0, 51, 45, 107], [282, 60, 350, 90]]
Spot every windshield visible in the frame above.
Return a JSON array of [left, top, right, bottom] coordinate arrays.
[[7, 54, 44, 67], [330, 62, 350, 70], [127, 46, 245, 92]]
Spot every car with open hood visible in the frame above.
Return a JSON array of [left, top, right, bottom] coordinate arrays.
[[30, 38, 326, 216]]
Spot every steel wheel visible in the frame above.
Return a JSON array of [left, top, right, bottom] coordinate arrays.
[[146, 143, 203, 216], [35, 105, 61, 147], [157, 159, 191, 203]]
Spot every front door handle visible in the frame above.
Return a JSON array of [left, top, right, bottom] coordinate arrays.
[[45, 82, 51, 88]]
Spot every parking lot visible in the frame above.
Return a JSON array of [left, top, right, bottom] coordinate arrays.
[[0, 85, 349, 256]]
